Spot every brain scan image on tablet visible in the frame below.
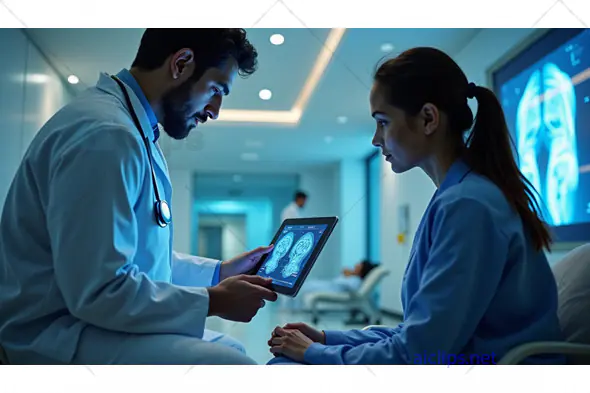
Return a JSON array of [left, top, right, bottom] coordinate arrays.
[[263, 232, 294, 274], [282, 232, 314, 278]]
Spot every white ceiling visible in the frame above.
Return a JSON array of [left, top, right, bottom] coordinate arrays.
[[25, 28, 481, 173]]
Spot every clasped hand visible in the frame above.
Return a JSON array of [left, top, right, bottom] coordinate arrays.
[[267, 322, 325, 362]]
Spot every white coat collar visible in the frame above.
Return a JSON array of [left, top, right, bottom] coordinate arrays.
[[95, 72, 157, 143]]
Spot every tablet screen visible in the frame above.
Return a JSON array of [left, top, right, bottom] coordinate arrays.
[[256, 223, 328, 288]]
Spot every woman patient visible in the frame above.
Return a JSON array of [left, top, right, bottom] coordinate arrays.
[[267, 47, 563, 365]]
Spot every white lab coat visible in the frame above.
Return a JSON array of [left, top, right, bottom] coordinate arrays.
[[280, 201, 302, 222], [0, 73, 250, 365]]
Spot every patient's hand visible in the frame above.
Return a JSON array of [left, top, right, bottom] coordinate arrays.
[[268, 322, 325, 347], [269, 327, 314, 363]]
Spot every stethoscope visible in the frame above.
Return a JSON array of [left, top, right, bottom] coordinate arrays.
[[111, 75, 172, 228]]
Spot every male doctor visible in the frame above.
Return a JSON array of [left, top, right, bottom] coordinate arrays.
[[0, 29, 277, 365], [280, 191, 308, 222]]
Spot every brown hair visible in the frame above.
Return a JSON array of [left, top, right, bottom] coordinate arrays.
[[374, 47, 552, 251]]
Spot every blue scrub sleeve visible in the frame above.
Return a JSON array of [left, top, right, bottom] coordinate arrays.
[[47, 127, 210, 337], [304, 198, 508, 364], [324, 325, 402, 346]]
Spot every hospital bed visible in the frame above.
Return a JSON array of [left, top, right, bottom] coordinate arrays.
[[363, 243, 590, 364], [308, 265, 390, 325]]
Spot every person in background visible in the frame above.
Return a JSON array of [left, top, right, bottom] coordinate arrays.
[[341, 260, 378, 279], [283, 260, 379, 312], [0, 29, 277, 365], [310, 260, 378, 296], [281, 191, 308, 222], [267, 47, 563, 365]]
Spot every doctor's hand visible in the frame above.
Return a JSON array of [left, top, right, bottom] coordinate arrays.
[[269, 327, 314, 363], [219, 245, 274, 281], [207, 275, 277, 322], [268, 323, 325, 347]]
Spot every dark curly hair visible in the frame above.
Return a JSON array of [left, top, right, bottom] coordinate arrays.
[[131, 28, 258, 80]]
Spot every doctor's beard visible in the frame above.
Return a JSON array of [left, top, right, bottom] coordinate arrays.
[[160, 80, 199, 140]]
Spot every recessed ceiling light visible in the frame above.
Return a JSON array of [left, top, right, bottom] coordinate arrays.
[[25, 74, 50, 84], [337, 116, 348, 124], [270, 33, 285, 45], [67, 75, 79, 84], [380, 43, 395, 53], [240, 152, 259, 161], [324, 136, 334, 144], [259, 89, 272, 100]]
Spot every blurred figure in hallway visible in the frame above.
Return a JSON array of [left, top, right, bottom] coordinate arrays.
[[281, 191, 308, 222]]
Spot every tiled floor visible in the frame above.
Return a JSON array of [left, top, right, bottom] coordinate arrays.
[[205, 301, 401, 364]]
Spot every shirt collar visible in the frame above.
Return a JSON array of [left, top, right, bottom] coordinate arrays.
[[438, 159, 472, 194], [115, 69, 160, 141]]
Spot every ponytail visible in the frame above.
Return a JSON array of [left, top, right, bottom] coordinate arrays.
[[372, 47, 553, 251], [465, 84, 552, 251]]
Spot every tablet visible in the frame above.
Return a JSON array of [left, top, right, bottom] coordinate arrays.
[[255, 216, 339, 297]]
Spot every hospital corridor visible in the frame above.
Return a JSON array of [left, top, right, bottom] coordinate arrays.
[[1, 27, 590, 367]]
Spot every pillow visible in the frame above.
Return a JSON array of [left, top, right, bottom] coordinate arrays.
[[552, 243, 590, 344]]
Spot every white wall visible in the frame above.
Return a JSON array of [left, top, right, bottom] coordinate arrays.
[[298, 160, 368, 279], [454, 28, 541, 87], [198, 227, 210, 256], [0, 29, 72, 208], [338, 159, 368, 270], [298, 163, 341, 279], [221, 219, 247, 261], [378, 28, 571, 315]]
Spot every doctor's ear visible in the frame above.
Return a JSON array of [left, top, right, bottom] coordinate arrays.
[[170, 48, 195, 80]]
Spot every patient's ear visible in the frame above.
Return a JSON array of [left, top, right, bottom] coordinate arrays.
[[420, 103, 440, 136]]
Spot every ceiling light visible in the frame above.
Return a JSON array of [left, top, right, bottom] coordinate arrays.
[[212, 28, 346, 125], [337, 116, 348, 124], [240, 152, 259, 161], [67, 75, 79, 84], [324, 136, 334, 144], [22, 74, 50, 84], [380, 43, 395, 53], [259, 89, 272, 100], [270, 34, 285, 45]]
